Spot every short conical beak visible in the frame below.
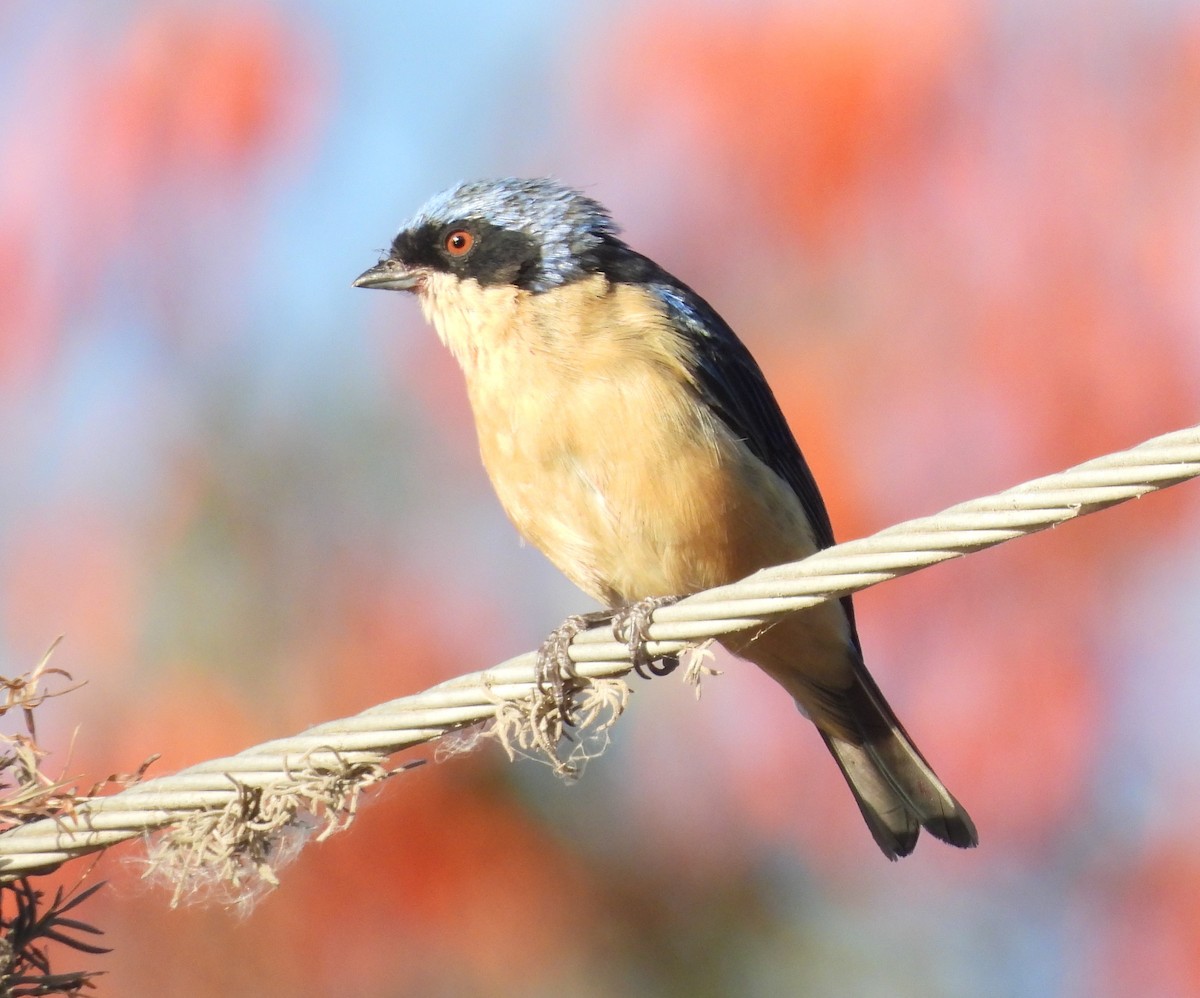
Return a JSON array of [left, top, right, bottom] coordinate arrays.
[[353, 259, 420, 291]]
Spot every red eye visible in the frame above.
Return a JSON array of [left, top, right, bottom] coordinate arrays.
[[444, 229, 474, 256]]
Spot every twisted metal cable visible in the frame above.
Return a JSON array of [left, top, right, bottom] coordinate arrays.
[[1, 423, 1197, 880]]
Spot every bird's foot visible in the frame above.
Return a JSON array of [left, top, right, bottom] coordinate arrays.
[[535, 610, 613, 722], [612, 595, 683, 680]]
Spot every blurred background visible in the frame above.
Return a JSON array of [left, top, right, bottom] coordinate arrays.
[[2, 1, 1199, 995]]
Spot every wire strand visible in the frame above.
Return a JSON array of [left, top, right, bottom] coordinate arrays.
[[1, 423, 1197, 880]]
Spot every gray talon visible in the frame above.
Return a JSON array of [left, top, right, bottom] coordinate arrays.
[[535, 610, 612, 721], [612, 595, 682, 679]]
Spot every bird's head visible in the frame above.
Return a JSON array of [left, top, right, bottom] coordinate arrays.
[[353, 178, 621, 298]]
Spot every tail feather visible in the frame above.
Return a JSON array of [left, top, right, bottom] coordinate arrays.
[[821, 664, 978, 859], [822, 733, 921, 859], [722, 605, 976, 858]]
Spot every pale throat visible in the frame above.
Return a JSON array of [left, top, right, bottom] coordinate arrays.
[[416, 272, 524, 371]]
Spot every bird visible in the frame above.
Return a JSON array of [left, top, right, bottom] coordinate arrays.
[[354, 178, 977, 859]]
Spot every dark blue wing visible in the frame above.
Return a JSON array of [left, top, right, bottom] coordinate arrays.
[[650, 280, 838, 550], [594, 237, 847, 571], [645, 275, 862, 646]]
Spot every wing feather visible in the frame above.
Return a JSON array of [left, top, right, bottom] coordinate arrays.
[[647, 276, 862, 646]]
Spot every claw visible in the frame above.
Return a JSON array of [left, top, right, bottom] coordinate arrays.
[[612, 595, 682, 679], [536, 596, 682, 718], [535, 610, 613, 721], [640, 653, 680, 679]]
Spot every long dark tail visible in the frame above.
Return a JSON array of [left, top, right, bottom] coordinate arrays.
[[821, 666, 978, 860]]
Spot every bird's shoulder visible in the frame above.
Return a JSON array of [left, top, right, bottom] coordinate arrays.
[[594, 244, 840, 553]]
